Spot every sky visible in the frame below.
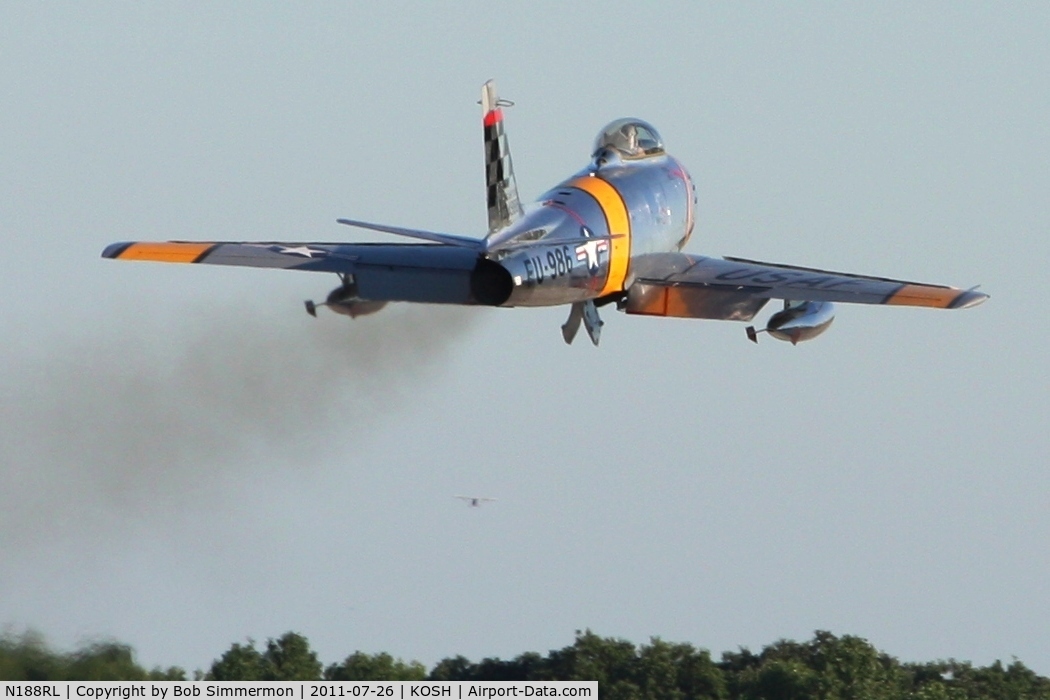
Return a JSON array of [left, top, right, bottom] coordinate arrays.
[[1, 1, 1048, 676]]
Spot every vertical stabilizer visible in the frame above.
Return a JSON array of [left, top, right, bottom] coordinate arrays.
[[482, 80, 523, 235]]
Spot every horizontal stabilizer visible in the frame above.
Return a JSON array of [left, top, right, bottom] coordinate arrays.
[[337, 218, 483, 249]]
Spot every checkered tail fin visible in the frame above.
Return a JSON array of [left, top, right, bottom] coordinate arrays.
[[482, 80, 523, 235]]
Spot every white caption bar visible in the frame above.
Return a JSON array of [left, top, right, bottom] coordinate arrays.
[[0, 682, 597, 700]]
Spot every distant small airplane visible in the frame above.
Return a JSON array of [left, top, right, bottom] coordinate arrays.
[[455, 496, 496, 508], [103, 80, 987, 346]]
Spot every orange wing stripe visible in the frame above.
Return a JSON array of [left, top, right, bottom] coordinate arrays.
[[115, 243, 214, 263], [569, 176, 631, 296], [885, 285, 961, 308]]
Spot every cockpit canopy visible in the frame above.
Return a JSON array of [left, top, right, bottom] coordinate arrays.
[[592, 118, 665, 159]]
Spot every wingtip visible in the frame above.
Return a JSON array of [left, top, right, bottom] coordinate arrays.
[[950, 289, 990, 309], [101, 242, 133, 259]]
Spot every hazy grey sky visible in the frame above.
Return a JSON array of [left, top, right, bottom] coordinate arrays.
[[2, 2, 1047, 676]]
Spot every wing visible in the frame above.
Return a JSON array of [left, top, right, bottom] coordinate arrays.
[[625, 252, 988, 321], [102, 241, 482, 304]]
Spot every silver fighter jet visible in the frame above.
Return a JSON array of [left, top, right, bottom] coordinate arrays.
[[103, 80, 987, 346]]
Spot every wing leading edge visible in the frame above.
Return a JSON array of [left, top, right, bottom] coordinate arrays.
[[102, 240, 482, 305], [625, 252, 987, 320]]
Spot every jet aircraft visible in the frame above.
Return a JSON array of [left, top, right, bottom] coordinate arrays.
[[103, 80, 987, 346]]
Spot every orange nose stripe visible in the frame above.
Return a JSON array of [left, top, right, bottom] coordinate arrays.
[[569, 176, 631, 296]]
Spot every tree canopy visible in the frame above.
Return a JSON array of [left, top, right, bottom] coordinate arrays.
[[208, 632, 322, 681], [3, 628, 1048, 699], [0, 630, 183, 681]]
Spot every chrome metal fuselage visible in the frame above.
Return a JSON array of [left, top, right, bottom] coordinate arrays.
[[489, 148, 696, 307]]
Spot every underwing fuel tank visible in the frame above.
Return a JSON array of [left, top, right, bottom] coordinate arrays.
[[306, 284, 388, 318], [764, 301, 836, 345]]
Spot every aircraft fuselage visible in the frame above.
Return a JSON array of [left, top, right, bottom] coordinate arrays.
[[487, 150, 696, 308]]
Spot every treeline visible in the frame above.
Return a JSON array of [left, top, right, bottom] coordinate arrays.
[[0, 631, 183, 681], [3, 629, 1049, 699]]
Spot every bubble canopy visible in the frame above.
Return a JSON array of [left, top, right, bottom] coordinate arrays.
[[592, 118, 665, 158]]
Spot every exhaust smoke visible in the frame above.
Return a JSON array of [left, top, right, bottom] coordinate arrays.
[[0, 304, 476, 552]]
